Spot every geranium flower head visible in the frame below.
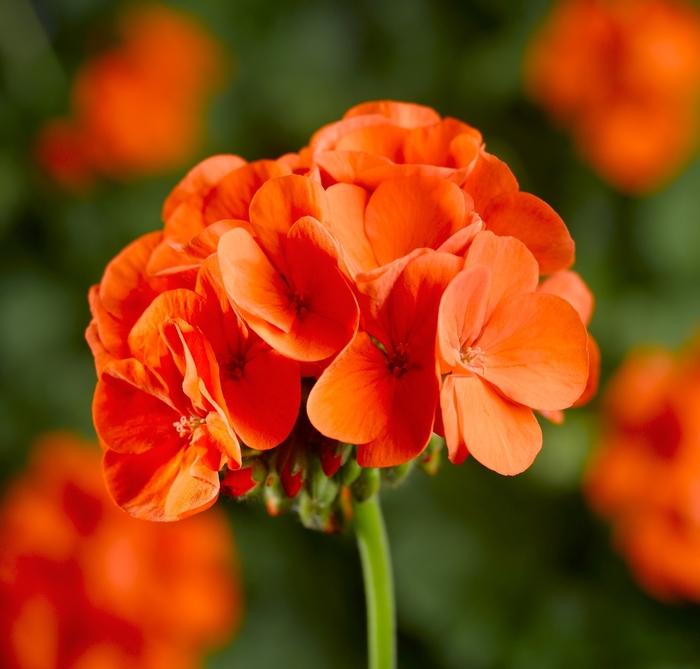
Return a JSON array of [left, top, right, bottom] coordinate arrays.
[[86, 100, 596, 529], [0, 432, 241, 668]]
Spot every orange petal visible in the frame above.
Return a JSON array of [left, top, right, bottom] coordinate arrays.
[[221, 348, 300, 450], [573, 333, 600, 407], [461, 148, 519, 213], [439, 375, 468, 463], [127, 288, 205, 363], [248, 174, 330, 264], [93, 367, 180, 455], [217, 228, 295, 332], [335, 124, 409, 162], [316, 150, 392, 183], [435, 215, 484, 255], [356, 163, 467, 190], [309, 114, 393, 153], [357, 362, 439, 468], [437, 265, 491, 371], [103, 444, 219, 521], [162, 154, 246, 221], [202, 159, 291, 225], [464, 231, 539, 322], [476, 293, 589, 410], [325, 182, 378, 277], [538, 270, 594, 325], [449, 374, 542, 475], [307, 331, 392, 444], [483, 192, 575, 274], [281, 216, 360, 361], [364, 175, 466, 266], [343, 100, 441, 128], [404, 117, 481, 166]]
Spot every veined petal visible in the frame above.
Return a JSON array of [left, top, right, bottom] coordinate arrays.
[[476, 292, 589, 410], [365, 175, 465, 266], [461, 148, 519, 213], [483, 191, 575, 274], [103, 444, 219, 521], [538, 270, 594, 325], [404, 117, 481, 166], [217, 228, 295, 332], [307, 332, 392, 444], [464, 231, 539, 322], [316, 150, 392, 184], [356, 164, 467, 190], [202, 160, 291, 225], [248, 174, 329, 264], [162, 154, 246, 221], [93, 367, 180, 455], [221, 348, 300, 450], [574, 333, 600, 407], [325, 182, 377, 277], [357, 361, 439, 468], [343, 101, 441, 128], [334, 123, 409, 161], [450, 374, 542, 475], [437, 265, 491, 371], [440, 375, 468, 464]]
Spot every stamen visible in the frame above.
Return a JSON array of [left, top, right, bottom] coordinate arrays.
[[388, 343, 410, 378], [173, 415, 205, 436], [460, 345, 486, 373], [291, 290, 309, 318]]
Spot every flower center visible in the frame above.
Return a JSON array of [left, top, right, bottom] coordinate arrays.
[[388, 343, 410, 378], [223, 357, 245, 380], [173, 415, 205, 436], [460, 345, 485, 373], [291, 290, 309, 318]]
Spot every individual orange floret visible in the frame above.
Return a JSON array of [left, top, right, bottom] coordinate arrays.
[[217, 175, 360, 362], [0, 432, 241, 668], [437, 232, 589, 475], [36, 5, 225, 187], [585, 342, 700, 601], [299, 100, 575, 274], [307, 252, 463, 467], [525, 0, 700, 194]]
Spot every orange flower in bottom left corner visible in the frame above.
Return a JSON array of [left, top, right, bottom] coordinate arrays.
[[0, 432, 241, 669]]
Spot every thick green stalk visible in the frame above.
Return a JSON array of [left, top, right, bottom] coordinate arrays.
[[353, 494, 396, 669]]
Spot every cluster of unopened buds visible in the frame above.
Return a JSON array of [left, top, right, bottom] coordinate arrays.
[[87, 101, 599, 531]]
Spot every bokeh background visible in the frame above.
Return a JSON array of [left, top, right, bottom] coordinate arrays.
[[2, 0, 700, 667]]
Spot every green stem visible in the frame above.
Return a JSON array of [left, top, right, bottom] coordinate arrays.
[[353, 493, 396, 669]]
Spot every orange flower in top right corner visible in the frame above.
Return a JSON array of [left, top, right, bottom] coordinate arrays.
[[525, 0, 700, 194]]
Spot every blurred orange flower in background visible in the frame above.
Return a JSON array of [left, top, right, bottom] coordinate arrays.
[[525, 0, 700, 194], [586, 341, 700, 601], [0, 432, 241, 669], [36, 5, 225, 189]]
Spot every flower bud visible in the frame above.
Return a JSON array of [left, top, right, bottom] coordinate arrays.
[[350, 467, 381, 502]]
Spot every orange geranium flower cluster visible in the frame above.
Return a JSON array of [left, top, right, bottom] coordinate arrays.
[[87, 100, 597, 528], [0, 432, 240, 669], [586, 342, 700, 601], [36, 5, 224, 189], [524, 0, 700, 194]]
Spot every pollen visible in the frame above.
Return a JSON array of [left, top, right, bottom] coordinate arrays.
[[460, 345, 485, 373], [173, 415, 205, 436]]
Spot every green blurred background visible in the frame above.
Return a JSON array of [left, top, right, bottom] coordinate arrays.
[[2, 0, 700, 666]]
